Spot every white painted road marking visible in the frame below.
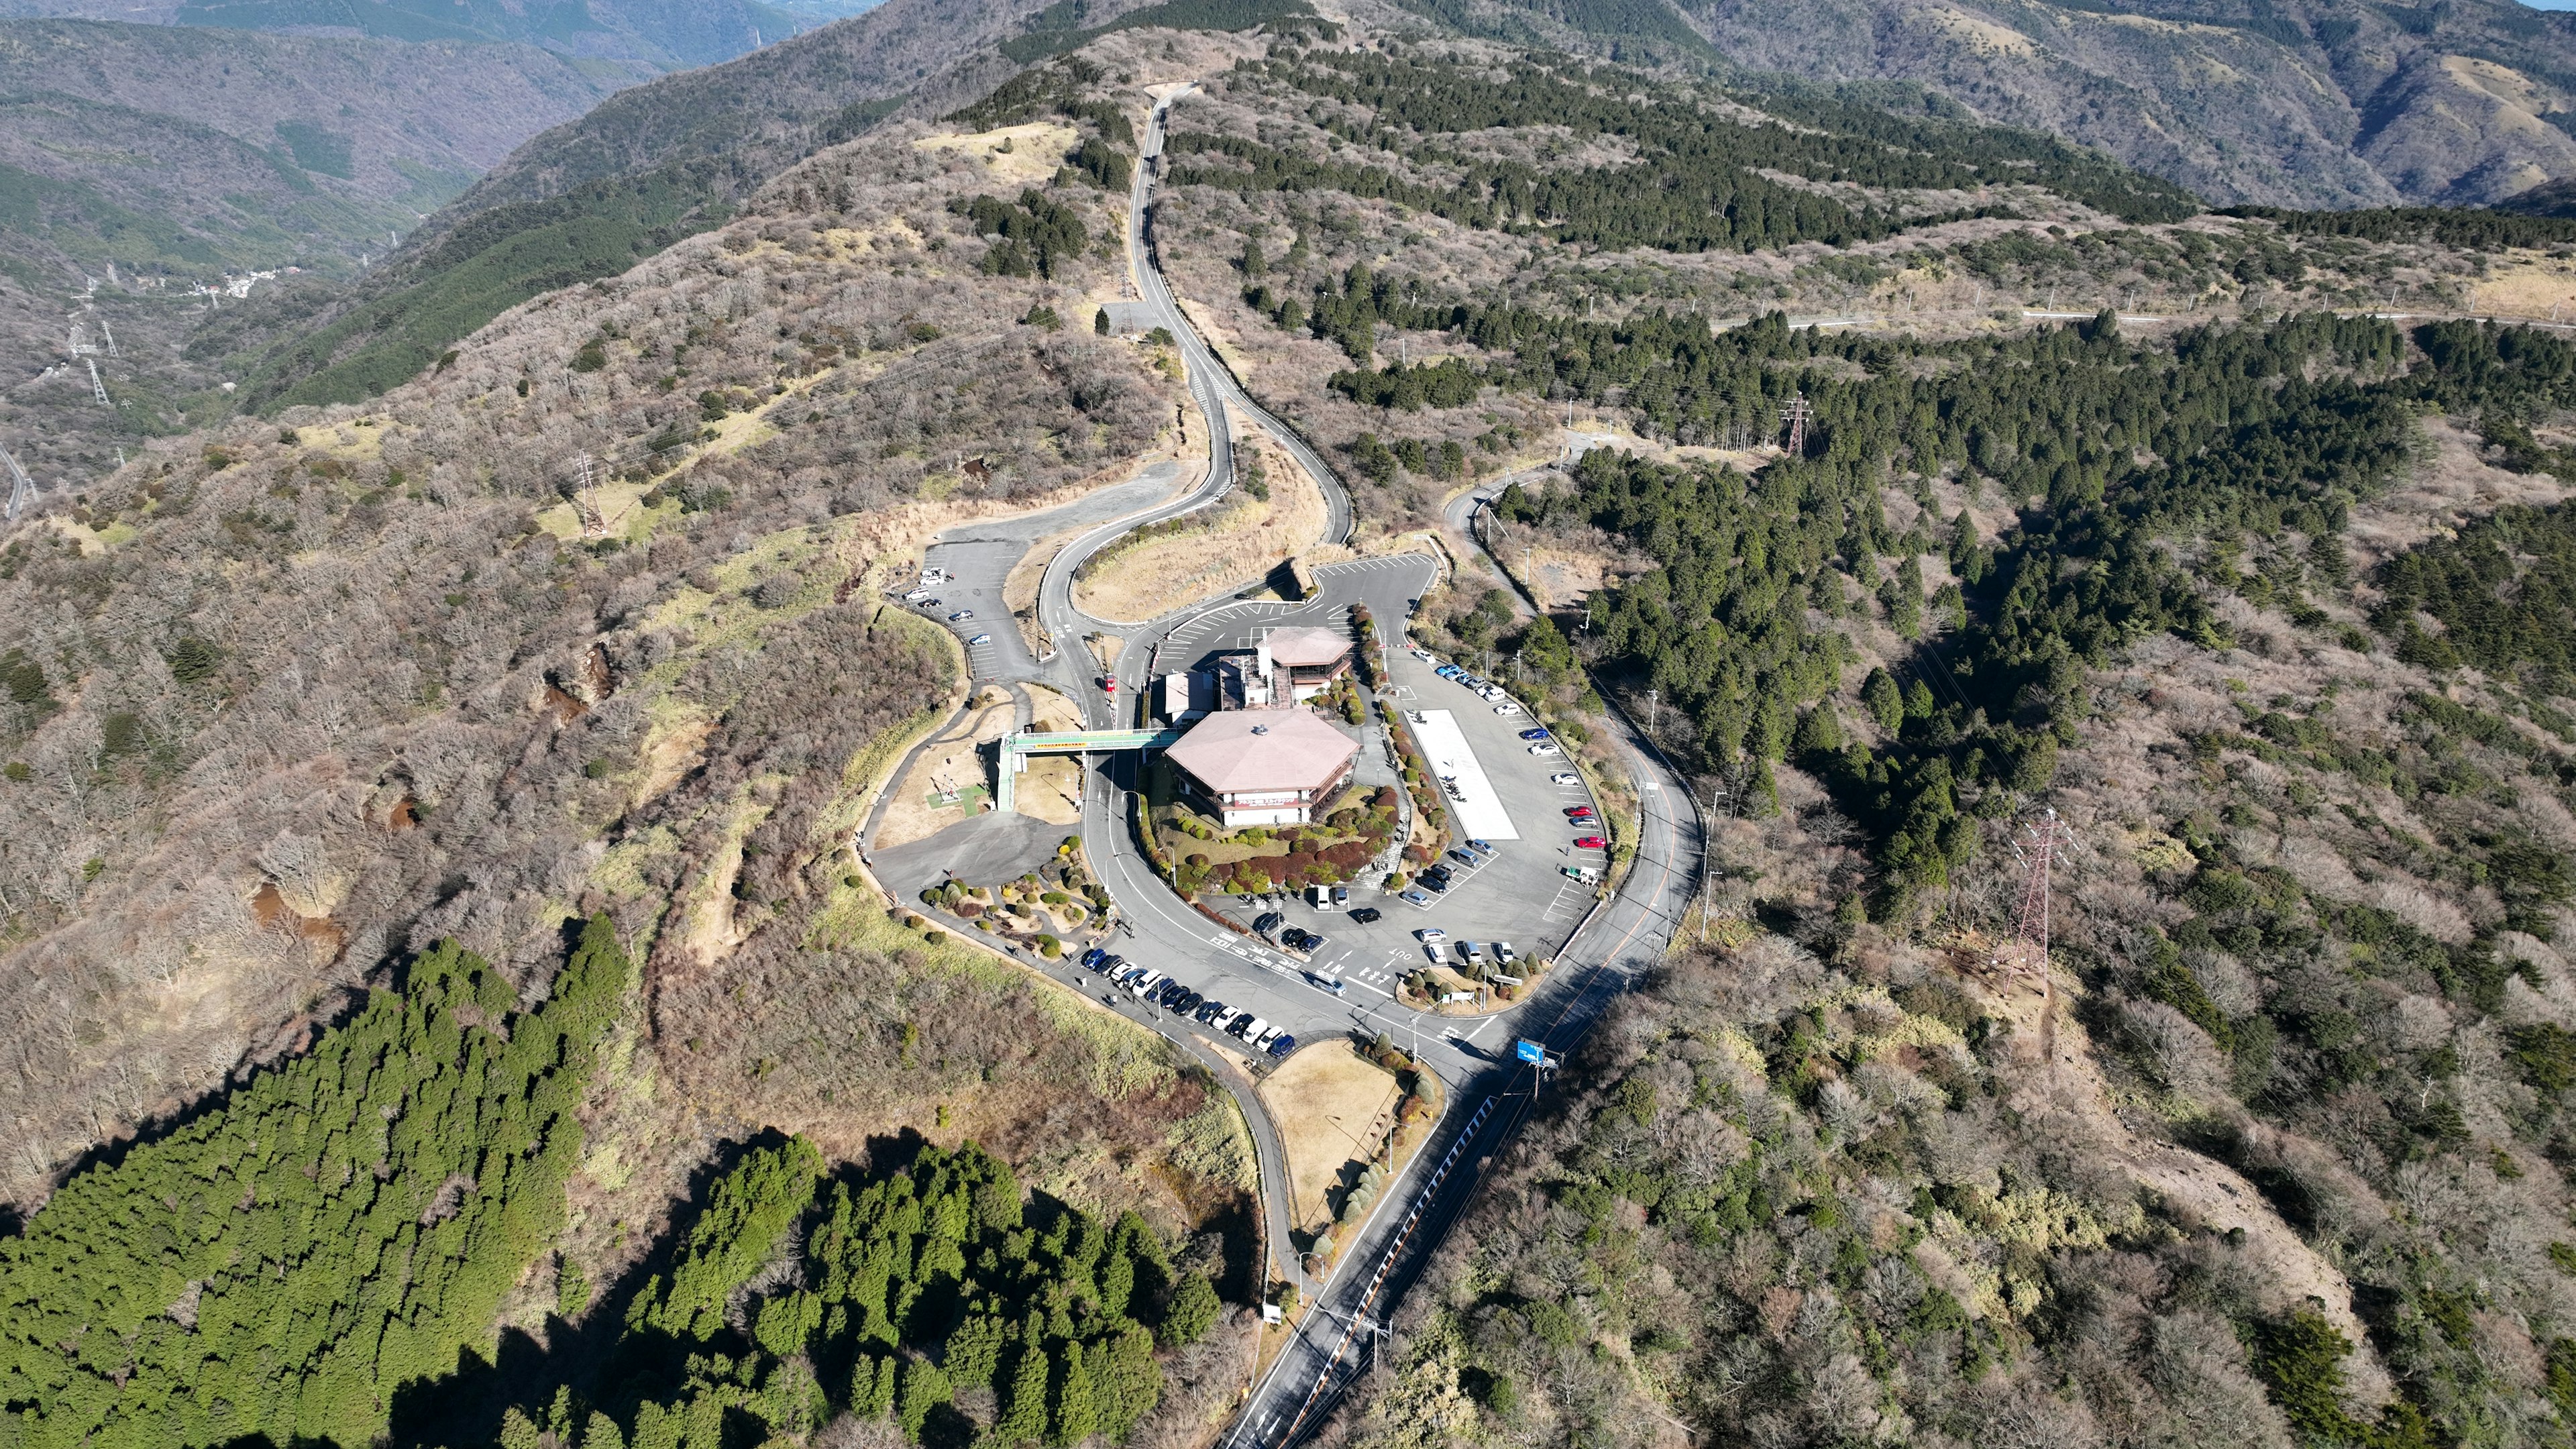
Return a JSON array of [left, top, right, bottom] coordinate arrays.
[[1407, 709, 1518, 841]]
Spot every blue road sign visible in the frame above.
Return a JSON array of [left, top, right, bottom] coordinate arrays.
[[1515, 1038, 1546, 1065]]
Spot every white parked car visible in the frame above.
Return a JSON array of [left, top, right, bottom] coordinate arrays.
[[1493, 703, 1523, 716], [1528, 743, 1562, 757], [1417, 928, 1446, 943], [1550, 772, 1580, 786], [1495, 942, 1518, 965]]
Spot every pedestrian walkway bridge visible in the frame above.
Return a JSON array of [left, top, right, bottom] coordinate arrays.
[[997, 728, 1182, 810]]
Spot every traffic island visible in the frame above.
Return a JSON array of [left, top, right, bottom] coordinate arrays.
[[1391, 959, 1551, 1012], [914, 835, 1118, 961]]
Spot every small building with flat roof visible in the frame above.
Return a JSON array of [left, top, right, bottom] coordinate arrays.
[[1165, 707, 1358, 828]]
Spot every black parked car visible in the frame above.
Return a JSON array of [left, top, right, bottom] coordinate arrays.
[[1195, 999, 1226, 1024], [1254, 911, 1284, 937], [1176, 991, 1203, 1016], [1349, 907, 1383, 924]]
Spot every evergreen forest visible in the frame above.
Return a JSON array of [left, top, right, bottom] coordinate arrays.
[[1366, 304, 2576, 920], [1165, 50, 2196, 260], [0, 916, 633, 1448], [484, 1138, 1222, 1449]]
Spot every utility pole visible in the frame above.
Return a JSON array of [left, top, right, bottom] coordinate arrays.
[[3, 445, 38, 521], [1778, 393, 1811, 455], [1646, 686, 1658, 736]]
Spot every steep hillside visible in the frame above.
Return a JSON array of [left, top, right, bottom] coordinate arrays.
[[0, 17, 632, 537], [0, 71, 1188, 1217], [0, 0, 816, 70], [219, 0, 1069, 416], [1119, 32, 2576, 1446], [1382, 0, 2576, 209], [0, 17, 626, 235]]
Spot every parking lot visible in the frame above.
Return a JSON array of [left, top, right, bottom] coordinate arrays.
[[1032, 553, 1608, 1077], [1177, 637, 1605, 1014]]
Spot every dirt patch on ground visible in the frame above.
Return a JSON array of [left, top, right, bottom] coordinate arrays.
[[1013, 684, 1089, 825], [877, 694, 1014, 849], [1073, 427, 1328, 622], [635, 708, 715, 809], [1258, 1040, 1401, 1233], [1528, 545, 1611, 611], [2470, 253, 2576, 321], [1006, 528, 1081, 617]]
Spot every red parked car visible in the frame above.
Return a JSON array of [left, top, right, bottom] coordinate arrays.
[[1564, 806, 1596, 819], [1572, 835, 1608, 850]]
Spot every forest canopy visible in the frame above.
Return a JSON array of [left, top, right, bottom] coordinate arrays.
[[0, 916, 634, 1449]]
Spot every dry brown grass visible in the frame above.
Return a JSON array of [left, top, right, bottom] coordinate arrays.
[[1013, 684, 1088, 825], [1073, 429, 1328, 621], [912, 122, 1081, 189], [1258, 1039, 1401, 1232], [2469, 252, 2576, 320]]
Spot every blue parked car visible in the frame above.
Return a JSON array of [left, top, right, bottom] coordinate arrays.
[[1518, 727, 1551, 741], [1267, 1034, 1297, 1058], [1400, 888, 1432, 906], [1080, 947, 1106, 969]]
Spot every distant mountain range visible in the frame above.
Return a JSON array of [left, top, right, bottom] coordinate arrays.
[[1393, 0, 2576, 209], [0, 0, 820, 70]]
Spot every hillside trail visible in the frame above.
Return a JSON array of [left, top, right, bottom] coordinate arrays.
[[1980, 951, 2394, 1405]]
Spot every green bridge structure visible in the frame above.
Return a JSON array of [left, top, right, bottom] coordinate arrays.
[[996, 728, 1182, 811]]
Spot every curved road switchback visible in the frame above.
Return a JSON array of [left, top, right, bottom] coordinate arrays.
[[1108, 89, 1709, 1449], [872, 79, 1706, 1449]]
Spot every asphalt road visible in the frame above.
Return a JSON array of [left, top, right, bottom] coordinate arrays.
[[863, 81, 1705, 1445]]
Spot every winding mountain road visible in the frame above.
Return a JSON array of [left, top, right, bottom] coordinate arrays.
[[873, 80, 1705, 1449]]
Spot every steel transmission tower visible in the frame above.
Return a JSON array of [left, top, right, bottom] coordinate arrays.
[[86, 359, 109, 407], [1999, 807, 2070, 1067], [567, 453, 608, 537], [1778, 392, 1811, 455]]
